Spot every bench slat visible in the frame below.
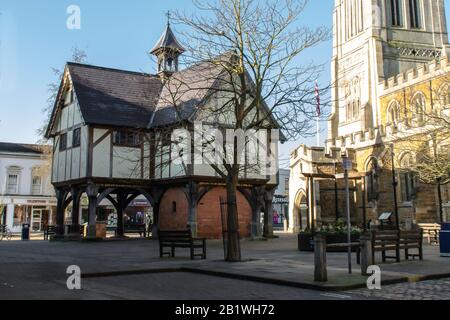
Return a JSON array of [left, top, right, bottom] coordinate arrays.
[[158, 229, 206, 260]]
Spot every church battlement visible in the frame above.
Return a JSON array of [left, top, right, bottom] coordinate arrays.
[[325, 125, 390, 152], [290, 143, 355, 166], [382, 56, 450, 92]]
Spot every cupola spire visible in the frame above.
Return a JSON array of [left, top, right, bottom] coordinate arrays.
[[150, 11, 185, 75]]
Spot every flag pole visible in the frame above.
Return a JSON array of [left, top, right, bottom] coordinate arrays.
[[315, 80, 321, 147], [317, 116, 320, 147]]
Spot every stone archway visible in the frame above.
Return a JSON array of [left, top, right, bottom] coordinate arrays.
[[293, 190, 309, 233]]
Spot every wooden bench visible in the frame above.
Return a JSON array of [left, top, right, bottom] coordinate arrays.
[[45, 225, 86, 240], [44, 226, 57, 240], [158, 229, 206, 260], [123, 224, 147, 238], [370, 230, 423, 263], [371, 230, 401, 263], [418, 223, 440, 245], [399, 230, 423, 261]]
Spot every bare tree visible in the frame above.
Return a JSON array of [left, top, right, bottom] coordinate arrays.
[[392, 73, 450, 222], [152, 0, 331, 261], [37, 47, 88, 143]]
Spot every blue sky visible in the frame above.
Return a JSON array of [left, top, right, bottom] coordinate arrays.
[[1, 0, 449, 167]]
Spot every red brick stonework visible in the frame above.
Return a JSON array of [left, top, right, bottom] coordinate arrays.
[[197, 187, 252, 239], [158, 188, 189, 230]]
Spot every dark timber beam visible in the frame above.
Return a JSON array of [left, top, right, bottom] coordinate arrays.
[[68, 187, 82, 240]]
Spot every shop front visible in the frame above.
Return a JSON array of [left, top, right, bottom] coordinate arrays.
[[273, 195, 289, 230], [78, 196, 153, 234], [2, 197, 57, 233]]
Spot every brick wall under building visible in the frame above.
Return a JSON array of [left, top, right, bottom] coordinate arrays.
[[197, 187, 252, 239], [158, 188, 189, 230], [158, 186, 253, 239]]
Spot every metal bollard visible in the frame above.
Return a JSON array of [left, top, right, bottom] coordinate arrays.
[[314, 234, 327, 282]]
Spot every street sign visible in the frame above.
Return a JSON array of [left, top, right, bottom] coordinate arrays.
[[343, 159, 352, 170], [379, 212, 392, 221]]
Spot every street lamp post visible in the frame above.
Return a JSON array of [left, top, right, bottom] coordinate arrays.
[[342, 150, 352, 274], [390, 143, 400, 230], [437, 176, 444, 223]]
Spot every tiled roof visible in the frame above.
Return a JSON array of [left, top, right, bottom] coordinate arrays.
[[67, 63, 163, 128], [46, 52, 283, 138], [152, 59, 225, 126], [0, 142, 45, 154]]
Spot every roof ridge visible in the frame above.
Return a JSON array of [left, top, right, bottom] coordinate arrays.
[[0, 141, 40, 147], [67, 62, 156, 77], [0, 142, 48, 154]]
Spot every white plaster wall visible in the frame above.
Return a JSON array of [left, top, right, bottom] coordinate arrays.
[[92, 129, 111, 178], [113, 146, 141, 179], [52, 99, 85, 183]]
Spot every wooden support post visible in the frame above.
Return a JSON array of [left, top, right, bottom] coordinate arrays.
[[86, 184, 99, 239], [152, 201, 160, 239], [55, 189, 68, 239], [116, 191, 126, 237], [314, 234, 327, 282], [263, 189, 275, 238], [360, 233, 373, 276], [68, 187, 81, 240], [250, 187, 264, 238], [187, 182, 199, 237]]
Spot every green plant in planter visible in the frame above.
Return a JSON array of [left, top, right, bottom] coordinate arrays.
[[299, 218, 361, 236]]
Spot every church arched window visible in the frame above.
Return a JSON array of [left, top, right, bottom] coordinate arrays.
[[346, 0, 364, 39], [399, 152, 417, 202], [390, 0, 403, 27], [344, 77, 361, 122], [411, 92, 426, 124], [408, 0, 421, 29], [387, 100, 400, 126], [365, 157, 380, 201], [438, 83, 450, 109]]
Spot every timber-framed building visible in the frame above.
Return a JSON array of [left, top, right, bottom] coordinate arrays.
[[45, 23, 281, 240]]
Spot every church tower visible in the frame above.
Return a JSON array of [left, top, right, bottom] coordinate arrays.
[[151, 16, 185, 75], [328, 0, 450, 141]]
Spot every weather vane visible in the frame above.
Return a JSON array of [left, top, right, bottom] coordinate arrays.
[[166, 10, 171, 26]]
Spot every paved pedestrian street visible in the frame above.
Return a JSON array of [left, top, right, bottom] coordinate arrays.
[[0, 234, 449, 300], [349, 278, 450, 300]]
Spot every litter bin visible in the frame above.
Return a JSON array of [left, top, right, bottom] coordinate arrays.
[[22, 224, 30, 241], [440, 223, 450, 257]]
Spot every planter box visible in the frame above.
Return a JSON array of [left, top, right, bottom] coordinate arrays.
[[96, 222, 107, 239], [298, 233, 360, 252]]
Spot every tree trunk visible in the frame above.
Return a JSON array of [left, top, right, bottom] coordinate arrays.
[[226, 171, 241, 262]]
